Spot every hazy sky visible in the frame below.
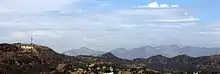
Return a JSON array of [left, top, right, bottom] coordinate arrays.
[[0, 0, 220, 52]]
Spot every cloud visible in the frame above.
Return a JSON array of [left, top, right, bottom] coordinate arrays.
[[0, 0, 219, 52], [0, 0, 82, 14], [147, 18, 200, 23], [213, 28, 220, 31], [199, 31, 220, 35], [160, 25, 182, 28], [146, 1, 160, 8], [196, 21, 220, 35], [117, 5, 199, 23], [138, 1, 179, 9], [171, 5, 179, 8], [9, 30, 63, 41], [160, 4, 169, 8], [9, 31, 28, 41]]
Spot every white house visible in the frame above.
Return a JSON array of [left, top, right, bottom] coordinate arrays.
[[103, 72, 114, 74]]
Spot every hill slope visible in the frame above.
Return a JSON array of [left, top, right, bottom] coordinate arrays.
[[1, 43, 220, 73]]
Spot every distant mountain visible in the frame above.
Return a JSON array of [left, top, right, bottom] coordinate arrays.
[[111, 46, 167, 59], [110, 45, 220, 60], [63, 45, 220, 60], [63, 47, 105, 56], [1, 43, 220, 73], [110, 48, 127, 55], [110, 48, 128, 58]]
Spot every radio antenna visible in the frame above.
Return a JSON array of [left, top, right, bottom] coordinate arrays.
[[31, 35, 33, 44]]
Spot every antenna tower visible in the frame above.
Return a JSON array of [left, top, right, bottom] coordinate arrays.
[[31, 35, 33, 44]]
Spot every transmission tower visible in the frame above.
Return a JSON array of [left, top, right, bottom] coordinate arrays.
[[31, 36, 33, 44]]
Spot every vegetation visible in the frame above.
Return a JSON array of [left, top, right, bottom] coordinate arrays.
[[0, 43, 220, 74]]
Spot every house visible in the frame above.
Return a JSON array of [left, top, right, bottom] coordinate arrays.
[[103, 72, 114, 74]]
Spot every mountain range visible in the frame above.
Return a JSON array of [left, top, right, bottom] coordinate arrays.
[[63, 45, 220, 59], [63, 47, 105, 56], [1, 43, 220, 73]]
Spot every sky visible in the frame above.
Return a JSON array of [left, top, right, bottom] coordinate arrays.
[[0, 0, 220, 52]]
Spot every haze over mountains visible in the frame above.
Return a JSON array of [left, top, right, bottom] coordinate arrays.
[[1, 43, 220, 73], [63, 47, 105, 56], [64, 45, 220, 59]]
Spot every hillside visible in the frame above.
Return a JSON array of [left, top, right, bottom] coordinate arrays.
[[0, 43, 220, 74], [0, 43, 79, 74], [0, 43, 135, 74]]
